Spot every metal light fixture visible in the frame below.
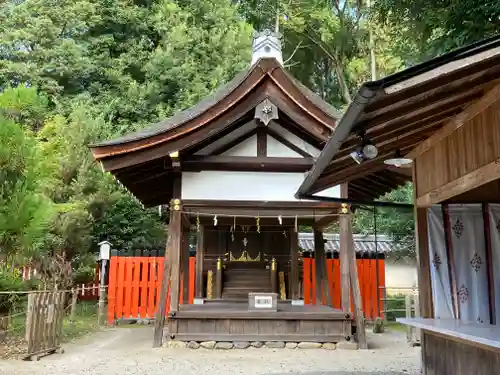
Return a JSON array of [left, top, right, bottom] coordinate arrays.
[[349, 135, 379, 164], [384, 150, 413, 168]]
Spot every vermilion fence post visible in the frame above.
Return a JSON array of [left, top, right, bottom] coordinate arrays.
[[326, 257, 335, 307], [131, 250, 141, 318], [123, 255, 134, 319], [139, 251, 149, 318], [107, 250, 118, 325], [115, 255, 126, 320], [188, 256, 196, 304], [147, 250, 157, 318], [378, 254, 386, 318], [311, 258, 317, 305], [369, 253, 378, 320], [303, 255, 311, 304], [155, 253, 164, 313], [333, 254, 341, 309]]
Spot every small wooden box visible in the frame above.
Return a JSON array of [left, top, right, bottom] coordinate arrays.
[[248, 292, 278, 311]]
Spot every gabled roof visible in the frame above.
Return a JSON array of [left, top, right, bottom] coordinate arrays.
[[297, 34, 500, 201], [90, 57, 341, 205]]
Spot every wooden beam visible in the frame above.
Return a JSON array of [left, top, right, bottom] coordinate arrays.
[[257, 126, 267, 156], [408, 82, 500, 159], [195, 225, 205, 299], [416, 159, 500, 207], [181, 155, 314, 173], [339, 184, 351, 313], [289, 229, 300, 300], [314, 229, 330, 306], [267, 127, 312, 157]]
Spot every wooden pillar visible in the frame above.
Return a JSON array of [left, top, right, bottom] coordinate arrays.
[[153, 177, 182, 347], [289, 229, 300, 300], [195, 225, 205, 299], [412, 165, 434, 319], [215, 257, 223, 299], [344, 209, 368, 349], [314, 229, 330, 306], [339, 184, 351, 312]]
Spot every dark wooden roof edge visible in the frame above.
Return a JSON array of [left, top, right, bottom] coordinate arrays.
[[296, 34, 500, 198], [90, 58, 341, 150]]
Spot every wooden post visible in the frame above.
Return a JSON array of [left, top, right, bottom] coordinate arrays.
[[270, 258, 278, 294], [412, 165, 434, 319], [153, 175, 182, 347], [314, 229, 330, 306], [69, 288, 78, 323], [345, 210, 368, 349], [289, 229, 300, 300], [195, 225, 205, 299], [215, 257, 223, 299], [339, 184, 351, 312], [181, 229, 190, 304]]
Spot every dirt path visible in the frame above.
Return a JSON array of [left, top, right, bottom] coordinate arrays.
[[0, 327, 421, 375]]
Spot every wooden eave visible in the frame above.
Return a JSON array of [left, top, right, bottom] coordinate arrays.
[[90, 58, 341, 206], [297, 35, 500, 202]]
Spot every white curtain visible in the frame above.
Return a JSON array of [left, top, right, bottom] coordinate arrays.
[[488, 204, 500, 324], [427, 206, 454, 319], [447, 204, 490, 324]]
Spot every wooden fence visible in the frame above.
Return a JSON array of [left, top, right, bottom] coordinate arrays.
[[303, 252, 386, 320], [106, 250, 196, 324], [25, 291, 66, 360]]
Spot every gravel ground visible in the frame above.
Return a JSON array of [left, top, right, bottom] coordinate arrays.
[[0, 327, 421, 375]]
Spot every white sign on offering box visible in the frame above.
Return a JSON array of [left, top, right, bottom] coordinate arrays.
[[254, 296, 273, 308]]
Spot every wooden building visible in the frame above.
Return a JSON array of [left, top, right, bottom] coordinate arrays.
[[298, 35, 500, 373], [91, 30, 366, 346]]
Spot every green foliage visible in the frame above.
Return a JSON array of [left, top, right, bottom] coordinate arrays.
[[373, 0, 500, 61], [0, 96, 54, 260]]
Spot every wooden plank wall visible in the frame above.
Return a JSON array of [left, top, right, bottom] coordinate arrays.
[[422, 332, 500, 374], [415, 102, 500, 201]]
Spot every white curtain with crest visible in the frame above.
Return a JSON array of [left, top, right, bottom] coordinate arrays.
[[447, 204, 490, 323], [487, 204, 500, 324], [427, 206, 454, 319]]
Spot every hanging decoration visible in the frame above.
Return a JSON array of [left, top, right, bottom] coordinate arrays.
[[231, 216, 236, 242], [196, 213, 200, 232], [256, 215, 261, 233], [278, 215, 282, 225], [213, 215, 218, 226], [294, 215, 298, 232]]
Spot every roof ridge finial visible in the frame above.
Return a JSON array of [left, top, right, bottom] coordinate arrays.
[[251, 29, 283, 66]]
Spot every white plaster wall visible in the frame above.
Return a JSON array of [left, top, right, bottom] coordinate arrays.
[[182, 171, 340, 201], [385, 259, 418, 290], [266, 135, 302, 157], [221, 135, 257, 157], [268, 122, 321, 157]]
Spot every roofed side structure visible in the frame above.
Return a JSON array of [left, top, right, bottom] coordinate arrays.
[[297, 35, 500, 202], [90, 31, 340, 206]]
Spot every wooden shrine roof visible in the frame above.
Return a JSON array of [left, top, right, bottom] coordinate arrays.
[[90, 58, 341, 206], [297, 34, 500, 202]]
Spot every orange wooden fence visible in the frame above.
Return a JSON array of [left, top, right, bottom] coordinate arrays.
[[302, 251, 385, 320], [107, 250, 197, 324]]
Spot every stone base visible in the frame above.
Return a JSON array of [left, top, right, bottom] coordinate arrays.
[[163, 340, 357, 350], [291, 299, 305, 306], [193, 298, 204, 305]]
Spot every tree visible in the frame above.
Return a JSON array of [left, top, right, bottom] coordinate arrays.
[[0, 87, 54, 261], [373, 0, 500, 62]]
